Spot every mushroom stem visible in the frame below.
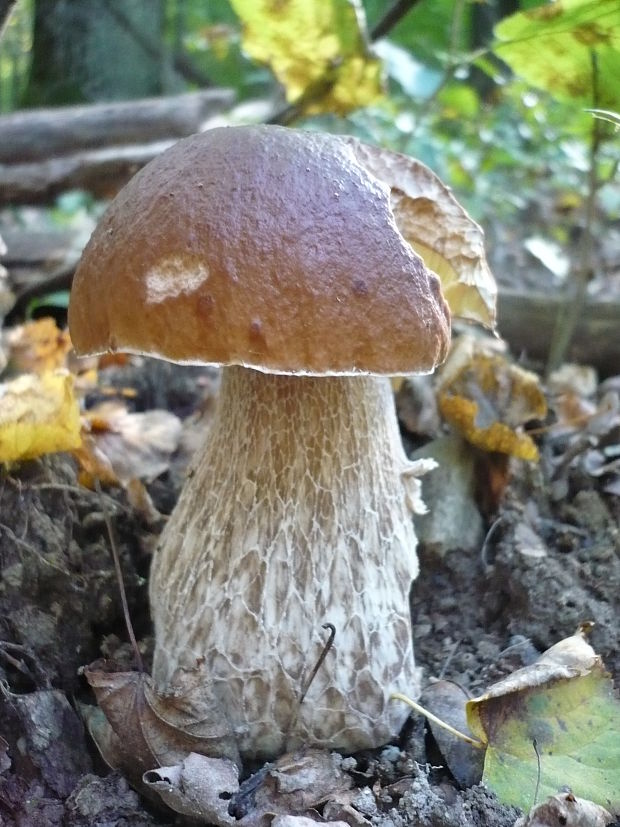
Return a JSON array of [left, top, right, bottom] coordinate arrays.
[[150, 365, 424, 761]]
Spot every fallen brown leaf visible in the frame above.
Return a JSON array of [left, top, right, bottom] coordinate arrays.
[[144, 752, 239, 825], [82, 659, 241, 781], [82, 401, 182, 483], [515, 792, 613, 827]]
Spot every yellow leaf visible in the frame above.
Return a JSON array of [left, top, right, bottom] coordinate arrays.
[[350, 142, 497, 328], [437, 336, 546, 459], [0, 371, 82, 462], [230, 0, 383, 114], [6, 317, 72, 374], [439, 396, 540, 460]]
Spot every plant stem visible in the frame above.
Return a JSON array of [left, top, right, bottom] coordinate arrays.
[[546, 52, 602, 376], [391, 692, 485, 748]]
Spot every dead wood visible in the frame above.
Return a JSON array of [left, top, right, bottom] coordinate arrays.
[[0, 89, 234, 204], [497, 288, 620, 377], [0, 140, 183, 204], [0, 89, 234, 164]]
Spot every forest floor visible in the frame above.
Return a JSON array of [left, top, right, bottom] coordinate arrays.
[[1, 178, 620, 825], [0, 337, 618, 825]]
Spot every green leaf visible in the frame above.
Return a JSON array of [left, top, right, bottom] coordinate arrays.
[[493, 0, 620, 109], [438, 84, 480, 119], [26, 290, 70, 319], [467, 632, 620, 812], [229, 0, 383, 114]]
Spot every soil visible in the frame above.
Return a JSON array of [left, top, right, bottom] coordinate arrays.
[[0, 357, 618, 826]]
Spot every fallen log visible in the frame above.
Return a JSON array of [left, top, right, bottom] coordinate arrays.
[[0, 89, 234, 165], [497, 288, 619, 377], [0, 140, 178, 204]]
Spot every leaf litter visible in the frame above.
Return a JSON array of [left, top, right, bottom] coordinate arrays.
[[0, 334, 619, 824], [0, 213, 618, 827]]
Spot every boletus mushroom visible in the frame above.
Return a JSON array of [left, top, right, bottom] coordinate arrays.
[[70, 125, 469, 762]]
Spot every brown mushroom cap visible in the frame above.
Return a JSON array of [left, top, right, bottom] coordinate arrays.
[[69, 125, 450, 375]]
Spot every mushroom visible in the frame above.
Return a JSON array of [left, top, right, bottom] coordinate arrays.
[[69, 125, 453, 762]]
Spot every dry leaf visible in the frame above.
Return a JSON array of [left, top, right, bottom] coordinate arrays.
[[6, 317, 72, 374], [515, 792, 614, 827], [125, 477, 163, 526], [411, 435, 484, 553], [82, 659, 241, 776], [548, 364, 598, 399], [0, 370, 82, 462], [80, 702, 145, 784], [350, 141, 497, 329], [144, 752, 239, 825], [143, 747, 354, 827], [273, 817, 351, 827], [73, 433, 119, 487], [438, 336, 546, 460], [232, 749, 354, 827], [82, 401, 182, 483], [420, 681, 484, 788]]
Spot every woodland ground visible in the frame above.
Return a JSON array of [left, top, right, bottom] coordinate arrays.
[[0, 347, 618, 825]]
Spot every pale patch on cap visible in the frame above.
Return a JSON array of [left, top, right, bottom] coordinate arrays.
[[145, 260, 210, 303]]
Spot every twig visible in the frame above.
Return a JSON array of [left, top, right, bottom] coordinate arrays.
[[286, 623, 336, 739], [0, 640, 51, 688], [0, 522, 73, 579], [532, 738, 541, 808], [370, 0, 423, 42], [437, 639, 461, 680], [298, 622, 336, 707], [546, 51, 603, 375], [391, 692, 484, 748], [95, 479, 144, 673], [480, 515, 505, 568], [4, 477, 128, 515]]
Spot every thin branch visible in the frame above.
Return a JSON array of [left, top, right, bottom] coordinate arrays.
[[286, 623, 336, 739], [546, 51, 603, 375], [298, 622, 336, 707], [391, 692, 485, 748], [95, 479, 144, 673], [370, 0, 423, 42]]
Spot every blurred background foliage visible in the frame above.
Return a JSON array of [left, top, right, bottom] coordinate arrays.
[[0, 0, 618, 272]]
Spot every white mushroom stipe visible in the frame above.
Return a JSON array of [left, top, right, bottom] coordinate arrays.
[[150, 367, 425, 761]]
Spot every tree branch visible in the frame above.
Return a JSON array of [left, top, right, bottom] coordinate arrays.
[[370, 0, 423, 42]]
